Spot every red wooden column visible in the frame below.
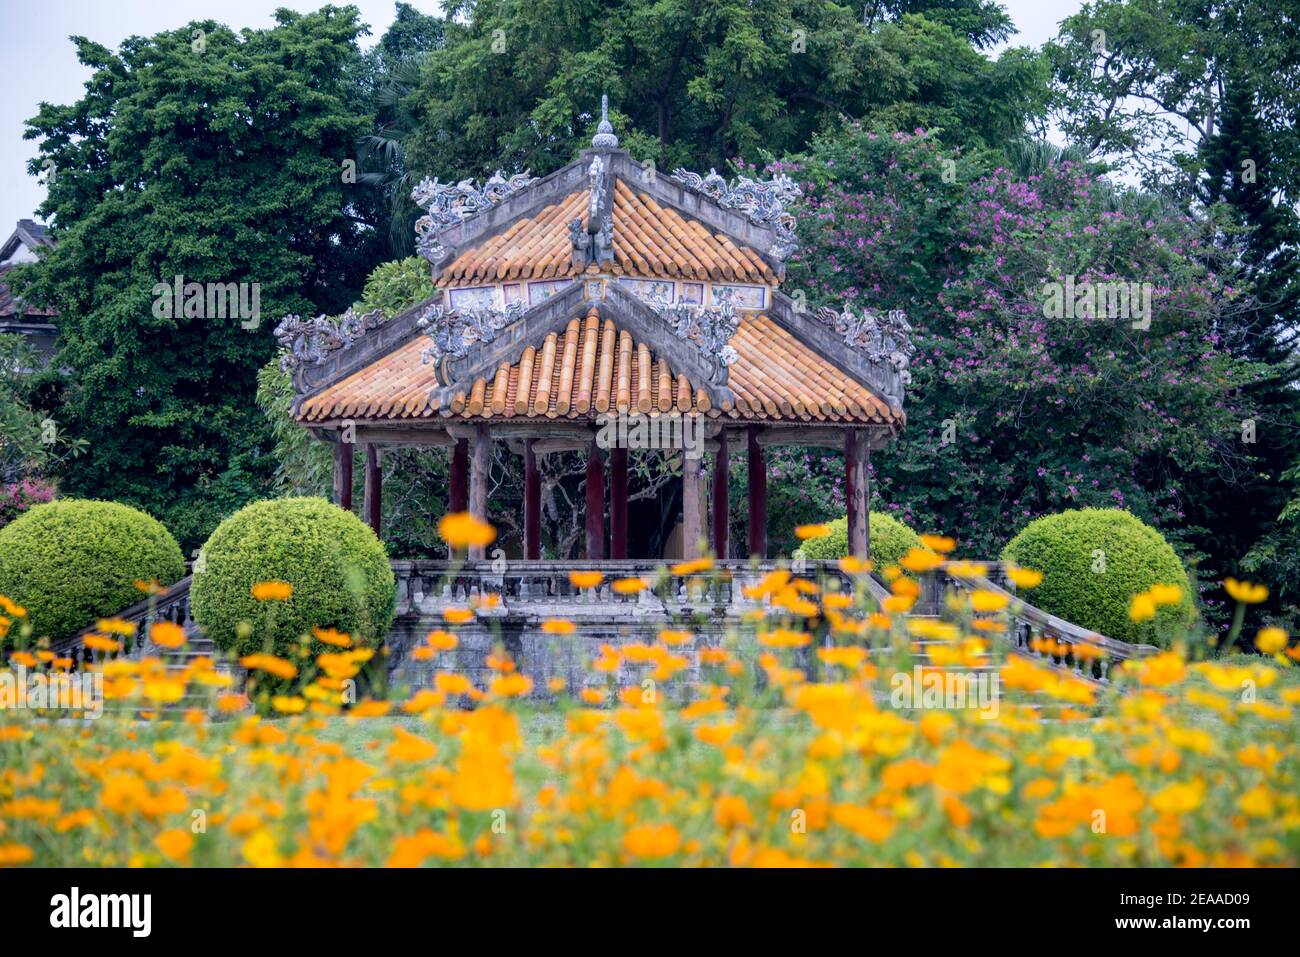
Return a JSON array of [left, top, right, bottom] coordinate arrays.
[[449, 438, 469, 513], [333, 439, 354, 511], [609, 446, 628, 559], [846, 429, 869, 559], [682, 451, 703, 559], [711, 431, 729, 558], [363, 443, 381, 536], [524, 438, 541, 560], [584, 439, 606, 559], [469, 424, 490, 560], [747, 426, 766, 558]]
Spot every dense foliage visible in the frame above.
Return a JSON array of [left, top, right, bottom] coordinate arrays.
[[190, 497, 395, 658], [0, 499, 184, 641], [1001, 508, 1195, 645]]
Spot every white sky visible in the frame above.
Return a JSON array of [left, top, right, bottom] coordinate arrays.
[[0, 0, 1084, 232]]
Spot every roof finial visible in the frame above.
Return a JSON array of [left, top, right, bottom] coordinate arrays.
[[591, 93, 619, 149]]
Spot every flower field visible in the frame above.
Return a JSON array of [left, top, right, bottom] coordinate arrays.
[[2, 528, 1299, 868]]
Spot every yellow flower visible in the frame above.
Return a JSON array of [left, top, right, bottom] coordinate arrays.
[[1255, 627, 1288, 655], [969, 589, 1009, 613], [242, 830, 283, 868], [899, 547, 943, 573], [1005, 565, 1044, 589], [1148, 583, 1183, 606], [437, 511, 497, 549], [794, 523, 831, 541], [838, 556, 874, 575], [569, 570, 604, 589], [671, 557, 714, 575], [155, 828, 194, 862], [1128, 593, 1156, 623], [250, 580, 293, 601], [623, 823, 682, 859], [271, 695, 306, 714], [918, 534, 956, 554], [1224, 578, 1268, 604], [96, 617, 136, 636]]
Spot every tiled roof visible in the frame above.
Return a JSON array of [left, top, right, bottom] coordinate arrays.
[[297, 307, 899, 426], [438, 182, 776, 287]]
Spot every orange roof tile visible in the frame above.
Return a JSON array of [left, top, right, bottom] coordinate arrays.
[[297, 307, 899, 427], [438, 184, 777, 287]]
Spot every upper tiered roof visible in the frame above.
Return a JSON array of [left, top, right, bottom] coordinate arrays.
[[279, 99, 913, 433]]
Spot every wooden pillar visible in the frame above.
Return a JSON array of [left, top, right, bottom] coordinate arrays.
[[711, 431, 729, 559], [449, 438, 469, 513], [610, 446, 628, 559], [524, 438, 541, 560], [363, 443, 381, 536], [469, 424, 490, 560], [333, 439, 353, 511], [585, 440, 605, 559], [747, 426, 766, 558], [682, 451, 703, 560], [846, 429, 869, 559]]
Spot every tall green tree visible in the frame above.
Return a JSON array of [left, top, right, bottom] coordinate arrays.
[[401, 0, 1049, 185], [16, 6, 386, 550]]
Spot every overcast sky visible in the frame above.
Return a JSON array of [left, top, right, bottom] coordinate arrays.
[[0, 0, 1084, 233]]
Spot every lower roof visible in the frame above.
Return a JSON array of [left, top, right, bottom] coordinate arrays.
[[297, 306, 902, 428]]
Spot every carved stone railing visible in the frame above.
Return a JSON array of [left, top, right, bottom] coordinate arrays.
[[929, 562, 1157, 684], [50, 574, 198, 669]]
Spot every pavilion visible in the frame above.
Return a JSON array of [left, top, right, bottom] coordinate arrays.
[[276, 99, 913, 562]]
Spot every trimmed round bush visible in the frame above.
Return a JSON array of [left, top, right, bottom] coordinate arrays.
[[191, 497, 395, 658], [1000, 508, 1195, 645], [794, 511, 923, 569], [0, 499, 185, 641]]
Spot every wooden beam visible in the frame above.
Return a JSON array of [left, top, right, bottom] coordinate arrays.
[[585, 440, 605, 559], [682, 452, 703, 560], [711, 435, 729, 559], [364, 443, 381, 537], [747, 425, 766, 558], [609, 447, 628, 559], [352, 427, 455, 447], [524, 438, 541, 560], [469, 424, 490, 560], [333, 441, 353, 511], [449, 438, 468, 514]]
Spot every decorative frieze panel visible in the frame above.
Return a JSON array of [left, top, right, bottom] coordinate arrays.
[[274, 307, 387, 372], [813, 304, 916, 383], [417, 300, 528, 367], [412, 170, 539, 263], [670, 167, 801, 260], [654, 291, 740, 369]]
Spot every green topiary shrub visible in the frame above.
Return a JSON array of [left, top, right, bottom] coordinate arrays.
[[1000, 508, 1195, 645], [191, 497, 395, 658], [794, 511, 924, 569], [0, 499, 185, 642]]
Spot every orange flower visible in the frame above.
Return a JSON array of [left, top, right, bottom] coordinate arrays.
[[155, 828, 194, 862], [541, 618, 575, 635], [312, 627, 353, 648], [1005, 565, 1044, 589], [838, 556, 874, 575], [671, 557, 714, 575], [612, 577, 649, 595], [569, 570, 604, 589], [96, 617, 136, 636], [899, 547, 943, 573], [250, 580, 293, 602], [437, 512, 497, 549], [150, 621, 187, 649], [794, 523, 831, 541], [1224, 578, 1267, 604], [83, 633, 123, 653], [918, 534, 956, 554], [623, 823, 682, 859], [443, 608, 474, 625], [239, 653, 298, 680], [425, 629, 458, 651]]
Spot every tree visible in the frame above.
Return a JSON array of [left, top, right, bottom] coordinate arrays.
[[400, 0, 1049, 186], [16, 7, 387, 550]]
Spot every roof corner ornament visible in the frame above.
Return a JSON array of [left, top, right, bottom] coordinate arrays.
[[412, 170, 539, 263], [670, 167, 801, 262], [653, 289, 740, 383], [417, 300, 528, 372], [590, 94, 619, 150], [814, 303, 916, 386], [274, 307, 386, 374]]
